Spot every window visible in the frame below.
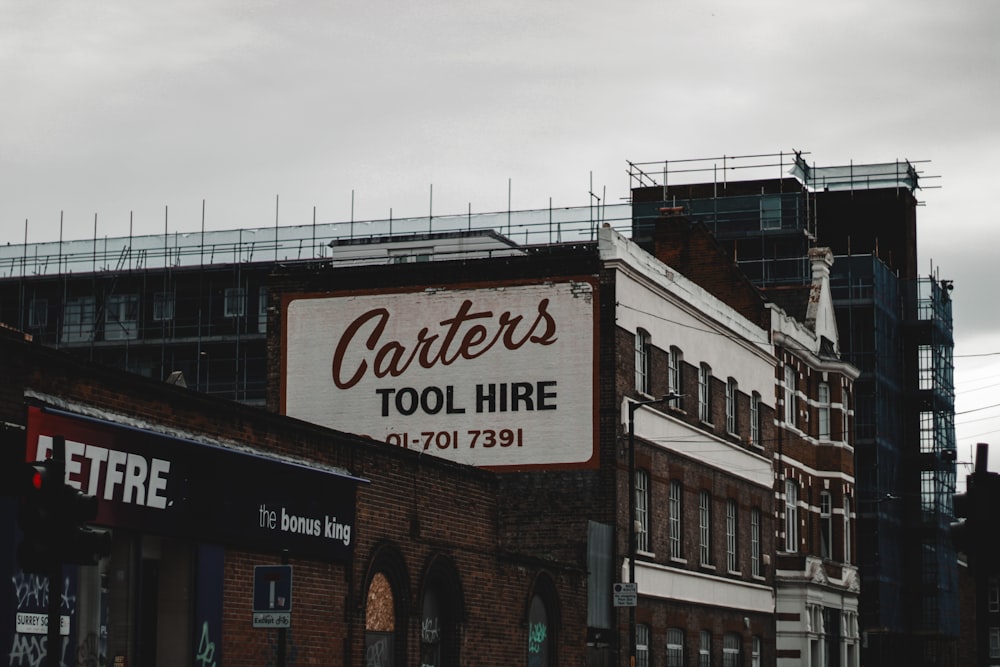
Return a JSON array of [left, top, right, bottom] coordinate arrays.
[[699, 363, 712, 423], [666, 628, 685, 667], [668, 346, 683, 403], [751, 636, 761, 667], [818, 382, 831, 439], [750, 508, 762, 577], [637, 624, 650, 667], [105, 294, 139, 340], [820, 491, 832, 559], [390, 247, 432, 263], [366, 572, 397, 667], [726, 499, 738, 572], [421, 587, 441, 667], [726, 378, 738, 434], [842, 391, 850, 442], [990, 577, 1000, 613], [635, 328, 651, 394], [153, 291, 175, 322], [783, 364, 797, 426], [527, 594, 552, 667], [919, 410, 935, 453], [29, 298, 48, 328], [62, 296, 95, 343], [785, 364, 796, 426], [224, 287, 246, 318], [843, 497, 852, 564], [760, 194, 782, 230], [636, 469, 650, 553], [699, 630, 712, 667], [669, 480, 683, 559], [990, 627, 1000, 660], [723, 633, 741, 667], [785, 479, 799, 553], [257, 287, 269, 332], [750, 391, 761, 447], [699, 490, 712, 566]]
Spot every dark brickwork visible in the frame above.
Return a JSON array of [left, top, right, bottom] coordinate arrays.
[[1, 327, 588, 666]]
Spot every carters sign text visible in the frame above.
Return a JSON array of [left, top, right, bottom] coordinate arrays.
[[282, 280, 598, 469]]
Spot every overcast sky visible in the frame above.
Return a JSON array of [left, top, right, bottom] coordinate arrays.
[[3, 0, 999, 469]]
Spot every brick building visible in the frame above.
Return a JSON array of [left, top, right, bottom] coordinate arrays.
[[2, 188, 860, 666], [0, 325, 585, 666]]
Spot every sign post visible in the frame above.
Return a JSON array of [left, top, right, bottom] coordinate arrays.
[[252, 565, 292, 628], [613, 582, 637, 608]]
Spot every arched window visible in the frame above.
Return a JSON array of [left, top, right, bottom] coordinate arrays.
[[364, 546, 410, 667], [666, 628, 685, 667], [726, 377, 739, 434], [723, 632, 742, 667], [635, 329, 651, 394], [366, 573, 397, 667], [750, 391, 761, 447], [420, 554, 464, 667], [637, 624, 651, 667], [699, 363, 713, 423], [421, 587, 442, 667], [527, 575, 559, 667], [668, 347, 683, 407], [527, 595, 550, 667]]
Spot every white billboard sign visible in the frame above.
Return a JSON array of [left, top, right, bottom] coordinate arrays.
[[282, 280, 598, 469]]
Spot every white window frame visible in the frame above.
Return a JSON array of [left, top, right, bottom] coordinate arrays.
[[667, 628, 684, 667], [785, 479, 799, 553], [699, 630, 711, 667], [699, 363, 712, 423], [784, 364, 796, 425], [844, 496, 852, 564], [635, 328, 651, 394], [636, 468, 650, 553], [669, 480, 683, 559], [723, 633, 741, 667], [668, 346, 683, 400], [751, 636, 761, 667], [726, 378, 738, 434], [750, 508, 761, 577], [820, 491, 833, 559], [842, 389, 850, 442], [750, 391, 761, 447], [637, 624, 651, 667], [699, 490, 712, 566], [818, 382, 831, 439], [726, 499, 738, 572]]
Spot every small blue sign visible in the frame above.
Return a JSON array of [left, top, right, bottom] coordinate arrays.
[[253, 565, 292, 613]]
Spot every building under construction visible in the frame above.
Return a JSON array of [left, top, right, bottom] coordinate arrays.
[[0, 150, 958, 666], [630, 151, 958, 667]]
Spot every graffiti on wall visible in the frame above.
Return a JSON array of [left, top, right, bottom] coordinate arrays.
[[8, 572, 75, 667]]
